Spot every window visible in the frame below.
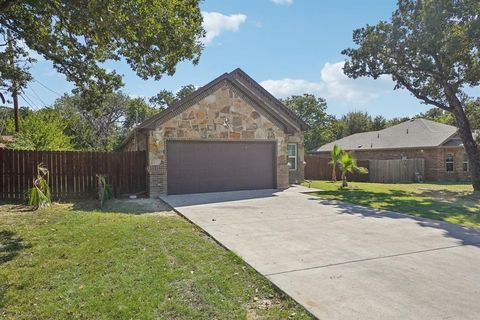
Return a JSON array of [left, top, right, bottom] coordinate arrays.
[[463, 153, 469, 172], [446, 154, 454, 172], [287, 143, 297, 171]]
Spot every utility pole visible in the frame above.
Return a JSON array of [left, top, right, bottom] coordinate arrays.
[[7, 29, 20, 132]]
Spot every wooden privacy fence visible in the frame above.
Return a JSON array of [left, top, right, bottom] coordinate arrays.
[[369, 159, 424, 183], [0, 149, 147, 200], [305, 155, 370, 182]]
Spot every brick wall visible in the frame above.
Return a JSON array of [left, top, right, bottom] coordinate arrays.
[[313, 146, 470, 181]]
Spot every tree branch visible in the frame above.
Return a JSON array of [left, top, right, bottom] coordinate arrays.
[[0, 0, 16, 12], [395, 75, 452, 111]]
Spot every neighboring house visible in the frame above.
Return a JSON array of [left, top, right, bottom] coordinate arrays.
[[313, 118, 474, 181], [0, 135, 14, 149], [121, 68, 308, 196]]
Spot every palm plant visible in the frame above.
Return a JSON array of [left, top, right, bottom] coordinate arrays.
[[339, 152, 368, 188], [28, 163, 51, 209], [329, 144, 343, 182], [97, 174, 112, 209]]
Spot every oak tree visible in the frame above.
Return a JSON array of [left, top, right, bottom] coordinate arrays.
[[342, 0, 480, 190]]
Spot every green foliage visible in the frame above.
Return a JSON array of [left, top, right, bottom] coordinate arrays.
[[283, 94, 335, 151], [0, 28, 34, 97], [149, 84, 196, 109], [53, 92, 157, 151], [96, 175, 112, 209], [342, 0, 480, 189], [7, 108, 72, 150], [340, 111, 373, 136], [339, 152, 368, 188], [123, 97, 159, 131], [28, 163, 51, 209], [329, 144, 343, 182], [1, 1, 205, 107]]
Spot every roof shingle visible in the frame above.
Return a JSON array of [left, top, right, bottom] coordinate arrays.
[[315, 119, 458, 152]]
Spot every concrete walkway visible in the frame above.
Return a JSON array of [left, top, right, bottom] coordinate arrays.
[[162, 186, 480, 319]]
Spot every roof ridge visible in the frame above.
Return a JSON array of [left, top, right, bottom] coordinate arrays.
[[230, 68, 309, 130]]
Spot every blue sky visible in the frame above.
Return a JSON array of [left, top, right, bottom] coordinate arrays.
[[23, 0, 453, 118]]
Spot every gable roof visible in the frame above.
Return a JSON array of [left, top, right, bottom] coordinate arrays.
[[124, 69, 308, 146], [315, 118, 459, 152]]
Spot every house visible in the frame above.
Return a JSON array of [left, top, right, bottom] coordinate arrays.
[[313, 118, 473, 181], [121, 68, 309, 196]]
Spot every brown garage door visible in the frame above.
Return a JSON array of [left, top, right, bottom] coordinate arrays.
[[167, 140, 276, 195]]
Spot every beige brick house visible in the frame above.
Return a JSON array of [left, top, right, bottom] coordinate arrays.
[[313, 118, 473, 181], [122, 69, 308, 196]]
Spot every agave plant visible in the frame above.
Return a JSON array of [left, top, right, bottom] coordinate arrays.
[[339, 152, 368, 188], [28, 163, 51, 209], [329, 144, 343, 182], [97, 174, 112, 209]]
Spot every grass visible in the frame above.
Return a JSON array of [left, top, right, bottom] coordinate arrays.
[[303, 180, 480, 228], [0, 200, 312, 319]]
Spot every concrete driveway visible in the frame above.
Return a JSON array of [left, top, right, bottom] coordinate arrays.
[[162, 186, 480, 319]]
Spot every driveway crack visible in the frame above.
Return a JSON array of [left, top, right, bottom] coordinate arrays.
[[265, 241, 480, 277]]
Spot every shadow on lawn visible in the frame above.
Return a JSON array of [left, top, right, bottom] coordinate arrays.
[[0, 230, 29, 265], [308, 188, 480, 246]]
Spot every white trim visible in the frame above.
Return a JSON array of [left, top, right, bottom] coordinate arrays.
[[445, 153, 454, 172], [463, 153, 469, 172], [288, 143, 297, 171]]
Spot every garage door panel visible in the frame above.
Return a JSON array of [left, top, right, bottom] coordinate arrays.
[[167, 141, 276, 195]]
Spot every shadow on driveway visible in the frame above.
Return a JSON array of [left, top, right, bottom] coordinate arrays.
[[309, 197, 480, 247]]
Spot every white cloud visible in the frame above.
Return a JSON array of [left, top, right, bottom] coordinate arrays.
[[271, 0, 293, 5], [260, 61, 394, 105], [202, 12, 247, 45]]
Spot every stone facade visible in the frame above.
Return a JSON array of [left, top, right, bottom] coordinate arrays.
[[124, 81, 305, 196], [314, 146, 470, 181]]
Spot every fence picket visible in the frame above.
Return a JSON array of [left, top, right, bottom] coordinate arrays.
[[0, 149, 147, 200]]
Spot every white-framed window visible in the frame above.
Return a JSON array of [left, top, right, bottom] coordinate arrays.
[[287, 143, 297, 171], [446, 153, 454, 172], [463, 153, 469, 172]]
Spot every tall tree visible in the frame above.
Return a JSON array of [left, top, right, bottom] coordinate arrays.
[[342, 0, 480, 190], [282, 94, 334, 150], [0, 27, 35, 131], [149, 84, 196, 109], [341, 111, 373, 136], [0, 1, 204, 108]]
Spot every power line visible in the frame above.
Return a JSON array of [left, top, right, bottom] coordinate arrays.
[[19, 94, 35, 109], [19, 89, 39, 110], [33, 79, 63, 97], [27, 84, 48, 107]]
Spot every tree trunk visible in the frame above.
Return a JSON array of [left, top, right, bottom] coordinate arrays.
[[332, 162, 337, 182], [342, 172, 348, 188], [450, 102, 480, 191], [7, 29, 20, 132]]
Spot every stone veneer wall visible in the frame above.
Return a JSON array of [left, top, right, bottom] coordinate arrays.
[[314, 147, 470, 181], [145, 82, 304, 196]]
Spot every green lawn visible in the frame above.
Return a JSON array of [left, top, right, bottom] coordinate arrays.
[[304, 181, 480, 228], [0, 200, 312, 319]]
